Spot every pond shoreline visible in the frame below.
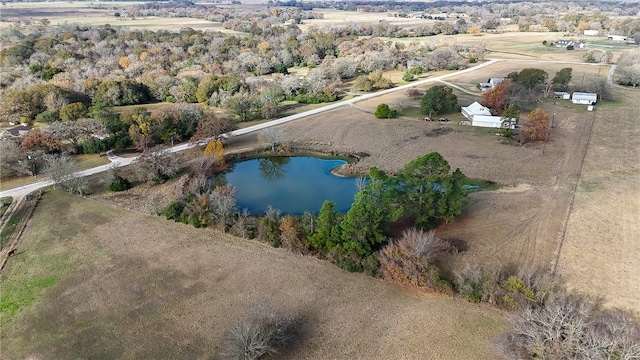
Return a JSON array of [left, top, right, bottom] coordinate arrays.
[[221, 145, 372, 178]]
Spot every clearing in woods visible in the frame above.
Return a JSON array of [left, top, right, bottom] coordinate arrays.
[[0, 191, 506, 359]]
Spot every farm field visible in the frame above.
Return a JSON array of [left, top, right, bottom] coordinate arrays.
[[444, 59, 610, 86], [239, 66, 638, 312], [221, 59, 613, 281], [386, 32, 595, 62], [298, 9, 427, 32], [557, 87, 640, 312], [0, 191, 507, 359], [0, 2, 241, 33]]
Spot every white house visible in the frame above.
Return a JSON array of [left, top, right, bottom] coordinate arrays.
[[572, 92, 597, 105], [462, 101, 491, 120], [583, 30, 599, 36], [461, 101, 514, 128]]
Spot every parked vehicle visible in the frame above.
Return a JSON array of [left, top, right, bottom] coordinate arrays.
[[438, 117, 449, 122], [424, 117, 434, 121]]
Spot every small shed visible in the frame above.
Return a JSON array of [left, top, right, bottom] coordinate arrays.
[[555, 91, 571, 99], [584, 30, 599, 36], [572, 92, 597, 105]]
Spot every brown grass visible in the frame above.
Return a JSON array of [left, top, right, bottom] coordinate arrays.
[[556, 87, 640, 312], [0, 2, 242, 33], [1, 191, 507, 359], [444, 60, 610, 87], [221, 63, 608, 283]]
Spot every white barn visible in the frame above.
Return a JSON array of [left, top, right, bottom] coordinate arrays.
[[572, 92, 597, 105], [462, 101, 491, 120], [461, 101, 515, 128]]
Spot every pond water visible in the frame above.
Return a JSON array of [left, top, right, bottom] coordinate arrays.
[[221, 156, 360, 214]]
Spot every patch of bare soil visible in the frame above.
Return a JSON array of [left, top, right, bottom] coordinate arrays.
[[2, 194, 507, 359]]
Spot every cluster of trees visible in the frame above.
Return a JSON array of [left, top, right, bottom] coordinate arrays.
[[421, 85, 458, 116], [0, 21, 477, 132], [162, 151, 470, 275], [480, 68, 574, 116], [617, 51, 640, 87]]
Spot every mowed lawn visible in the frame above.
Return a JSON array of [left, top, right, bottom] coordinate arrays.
[[1, 191, 507, 359]]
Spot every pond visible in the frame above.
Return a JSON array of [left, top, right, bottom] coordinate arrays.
[[221, 156, 361, 215]]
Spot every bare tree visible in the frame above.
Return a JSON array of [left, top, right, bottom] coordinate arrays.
[[134, 145, 181, 183], [500, 292, 640, 359], [42, 153, 88, 194], [0, 139, 32, 176], [258, 127, 285, 152], [48, 118, 107, 149], [208, 185, 237, 231]]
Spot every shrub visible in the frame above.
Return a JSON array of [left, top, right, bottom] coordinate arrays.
[[221, 304, 292, 360], [454, 264, 557, 310], [35, 110, 59, 124], [379, 228, 450, 288], [108, 174, 131, 192], [374, 103, 397, 119], [162, 201, 185, 221]]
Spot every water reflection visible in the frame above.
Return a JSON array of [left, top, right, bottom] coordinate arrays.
[[223, 156, 359, 214], [258, 157, 290, 182]]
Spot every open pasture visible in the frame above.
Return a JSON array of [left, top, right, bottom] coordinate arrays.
[[241, 68, 602, 278], [445, 60, 610, 87], [0, 2, 240, 33], [299, 9, 427, 32], [390, 32, 601, 62], [1, 191, 507, 359], [557, 87, 640, 312]]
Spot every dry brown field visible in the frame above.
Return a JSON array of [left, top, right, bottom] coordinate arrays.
[[1, 191, 507, 359], [0, 2, 242, 33], [226, 60, 640, 306], [556, 88, 640, 312], [298, 9, 428, 32], [226, 92, 589, 276]]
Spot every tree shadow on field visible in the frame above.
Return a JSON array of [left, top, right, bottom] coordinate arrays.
[[424, 127, 454, 138]]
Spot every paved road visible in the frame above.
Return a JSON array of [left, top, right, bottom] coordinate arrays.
[[0, 60, 503, 199]]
